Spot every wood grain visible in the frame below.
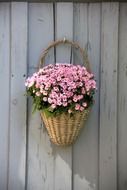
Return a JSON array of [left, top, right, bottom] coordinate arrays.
[[0, 3, 10, 190], [118, 3, 127, 190], [8, 2, 28, 190], [0, 2, 127, 190], [99, 3, 119, 190]]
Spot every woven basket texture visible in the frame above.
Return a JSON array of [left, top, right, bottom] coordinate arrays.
[[41, 110, 90, 146]]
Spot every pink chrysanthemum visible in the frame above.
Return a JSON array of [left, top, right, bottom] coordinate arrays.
[[25, 63, 96, 113]]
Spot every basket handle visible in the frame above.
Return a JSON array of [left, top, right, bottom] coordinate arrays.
[[39, 39, 91, 72]]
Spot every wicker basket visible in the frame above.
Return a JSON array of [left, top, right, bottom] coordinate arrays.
[[41, 109, 90, 146], [39, 39, 91, 146]]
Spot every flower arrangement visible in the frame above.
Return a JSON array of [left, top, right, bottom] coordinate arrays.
[[25, 39, 97, 146], [25, 63, 96, 116]]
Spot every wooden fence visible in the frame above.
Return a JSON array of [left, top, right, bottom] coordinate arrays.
[[0, 2, 127, 190]]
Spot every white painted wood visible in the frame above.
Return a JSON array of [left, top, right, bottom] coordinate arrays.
[[55, 3, 73, 63], [99, 3, 119, 190], [54, 3, 73, 190], [73, 3, 88, 66], [0, 3, 10, 190], [27, 3, 55, 190], [28, 3, 54, 69], [118, 3, 127, 190], [86, 4, 101, 189], [8, 3, 27, 190], [73, 3, 100, 190], [1, 2, 127, 190]]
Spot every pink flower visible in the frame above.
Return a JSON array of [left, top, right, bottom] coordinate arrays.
[[26, 63, 96, 112], [48, 98, 52, 104], [43, 97, 47, 102], [68, 109, 72, 114], [80, 106, 84, 111], [28, 81, 34, 88], [73, 95, 78, 102], [35, 83, 40, 88], [57, 76, 61, 81], [62, 95, 67, 102], [81, 87, 86, 94], [53, 87, 59, 92], [63, 102, 68, 107], [82, 102, 87, 107], [57, 100, 62, 106], [77, 95, 83, 100], [43, 91, 48, 96], [36, 92, 41, 96], [75, 104, 80, 110], [46, 83, 51, 88], [51, 104, 56, 109], [91, 80, 97, 89], [79, 82, 83, 87], [45, 86, 49, 91]]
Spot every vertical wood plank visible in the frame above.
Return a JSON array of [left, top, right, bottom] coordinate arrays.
[[86, 4, 101, 189], [27, 3, 55, 190], [8, 3, 27, 190], [73, 3, 101, 190], [118, 3, 127, 190], [28, 3, 54, 69], [99, 3, 119, 190], [73, 4, 88, 65], [54, 3, 73, 190], [55, 3, 73, 63], [0, 3, 10, 190]]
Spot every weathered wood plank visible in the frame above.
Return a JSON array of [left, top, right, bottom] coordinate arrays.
[[118, 3, 127, 190], [73, 3, 100, 190], [1, 2, 127, 190], [86, 4, 101, 189], [8, 2, 27, 190], [27, 3, 55, 190], [99, 3, 119, 190], [55, 3, 73, 63], [28, 3, 54, 69], [73, 4, 88, 66], [53, 3, 73, 190], [0, 3, 10, 190]]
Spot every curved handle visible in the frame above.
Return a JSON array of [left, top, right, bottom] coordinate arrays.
[[39, 39, 91, 72]]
